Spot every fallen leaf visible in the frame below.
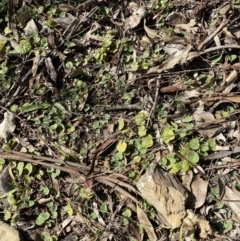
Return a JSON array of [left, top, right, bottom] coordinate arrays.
[[160, 85, 179, 93], [221, 184, 240, 222], [129, 222, 141, 241], [126, 15, 142, 29], [58, 3, 75, 11], [183, 90, 200, 99], [144, 18, 161, 39], [23, 19, 38, 35], [166, 12, 187, 24], [190, 174, 208, 209], [0, 112, 16, 139], [163, 43, 185, 57], [137, 205, 157, 241], [204, 146, 240, 160], [53, 14, 75, 28], [147, 45, 192, 74], [45, 57, 57, 82], [193, 110, 218, 137]]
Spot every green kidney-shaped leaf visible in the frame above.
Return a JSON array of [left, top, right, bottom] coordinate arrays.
[[116, 140, 127, 153], [138, 125, 146, 137], [170, 162, 181, 174], [135, 112, 148, 125], [118, 118, 124, 131], [122, 209, 132, 218], [186, 151, 199, 164], [181, 160, 190, 172], [161, 126, 175, 144], [17, 39, 32, 54], [189, 138, 200, 150], [21, 103, 51, 112], [36, 212, 50, 225], [141, 134, 153, 148], [17, 162, 24, 176]]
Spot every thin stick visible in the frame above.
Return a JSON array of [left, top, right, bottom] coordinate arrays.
[[147, 78, 160, 126], [197, 20, 228, 51]]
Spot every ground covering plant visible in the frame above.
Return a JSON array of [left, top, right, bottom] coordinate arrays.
[[0, 0, 240, 240]]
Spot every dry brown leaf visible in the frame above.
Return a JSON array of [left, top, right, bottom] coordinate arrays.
[[137, 205, 157, 241], [133, 6, 146, 18], [126, 15, 142, 29], [58, 3, 75, 11], [183, 90, 200, 99], [0, 112, 16, 139], [175, 19, 198, 34], [140, 35, 154, 46], [53, 14, 75, 28], [190, 174, 208, 209], [147, 45, 192, 74], [221, 184, 240, 222], [213, 34, 221, 47], [45, 57, 57, 82], [163, 43, 185, 57], [193, 110, 217, 137], [32, 54, 40, 78], [208, 95, 240, 103], [143, 18, 161, 39], [0, 166, 13, 206], [226, 70, 238, 83], [166, 12, 187, 24], [129, 223, 141, 241], [160, 85, 179, 93], [24, 19, 38, 35]]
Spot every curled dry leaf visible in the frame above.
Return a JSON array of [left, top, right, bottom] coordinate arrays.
[[45, 57, 57, 82], [190, 174, 208, 209], [58, 3, 75, 12], [143, 18, 160, 39], [0, 111, 16, 139], [208, 95, 240, 103], [226, 69, 238, 83], [125, 15, 142, 29], [160, 85, 179, 93], [193, 110, 218, 137]]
